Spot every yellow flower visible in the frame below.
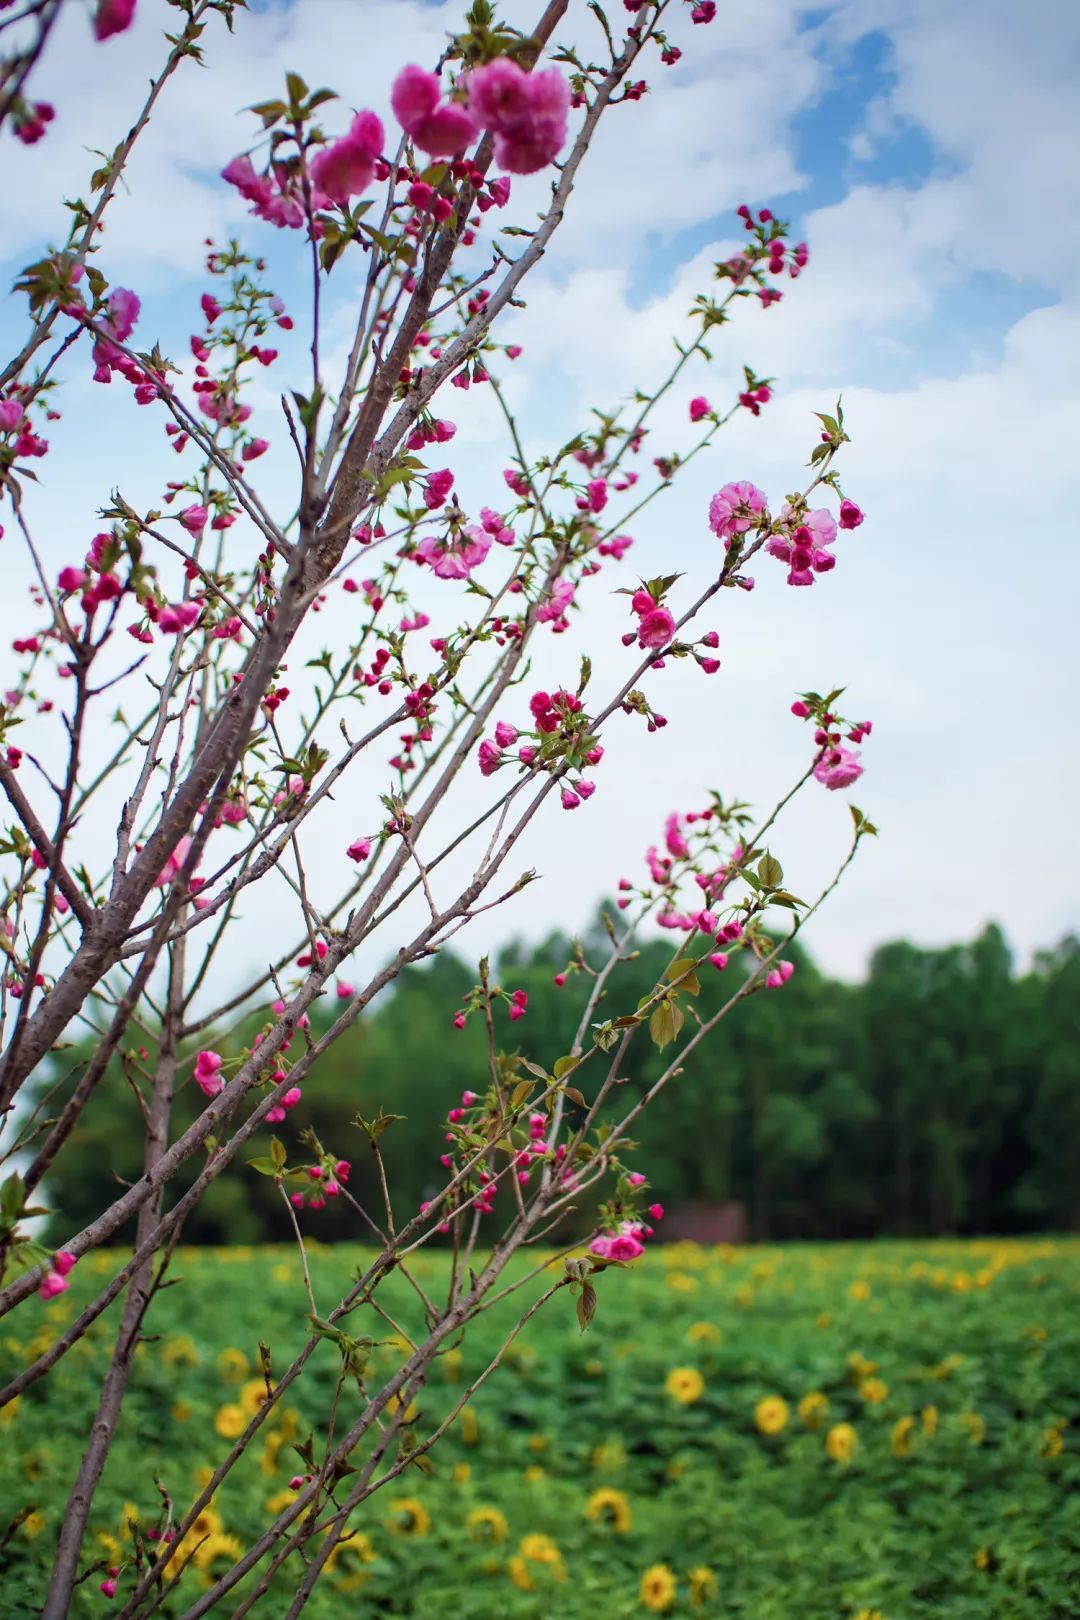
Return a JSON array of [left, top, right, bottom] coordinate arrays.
[[271, 1263, 293, 1283], [387, 1497, 430, 1536], [216, 1347, 248, 1381], [324, 1530, 376, 1593], [521, 1533, 562, 1566], [585, 1487, 632, 1533], [522, 1465, 546, 1483], [507, 1554, 533, 1591], [666, 1271, 699, 1293], [859, 1377, 888, 1404], [849, 1279, 871, 1301], [193, 1531, 243, 1575], [921, 1405, 938, 1436], [265, 1489, 296, 1515], [172, 1401, 192, 1424], [163, 1335, 199, 1368], [666, 1366, 705, 1404], [240, 1377, 274, 1417], [95, 1531, 122, 1563], [22, 1511, 44, 1540], [527, 1433, 550, 1453], [974, 1547, 991, 1570], [686, 1321, 721, 1345], [452, 1462, 471, 1485], [690, 1565, 717, 1608], [0, 1394, 19, 1427], [732, 1283, 754, 1309], [459, 1405, 480, 1445], [188, 1506, 224, 1543], [847, 1352, 877, 1378], [755, 1395, 790, 1435], [467, 1506, 509, 1543], [640, 1563, 678, 1613], [960, 1411, 986, 1446], [951, 1272, 971, 1293], [214, 1403, 246, 1440], [798, 1391, 829, 1430], [1041, 1426, 1064, 1459], [826, 1422, 858, 1464], [853, 1610, 885, 1620], [891, 1416, 916, 1457], [817, 1311, 833, 1328]]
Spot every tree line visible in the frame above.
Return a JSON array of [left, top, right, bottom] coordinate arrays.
[[39, 917, 1080, 1246]]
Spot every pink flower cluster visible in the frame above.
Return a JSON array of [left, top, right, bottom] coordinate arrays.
[[309, 111, 385, 205], [708, 480, 769, 543], [416, 525, 491, 580], [391, 64, 479, 158], [466, 58, 570, 174], [624, 588, 676, 651], [38, 1249, 76, 1300]]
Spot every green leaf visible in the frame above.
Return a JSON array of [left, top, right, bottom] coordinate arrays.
[[576, 1279, 598, 1333], [758, 853, 783, 889], [553, 1055, 579, 1080], [649, 1000, 684, 1051]]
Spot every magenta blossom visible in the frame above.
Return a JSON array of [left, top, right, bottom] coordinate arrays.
[[309, 110, 384, 205], [391, 64, 479, 156], [416, 526, 491, 580], [813, 746, 863, 790], [466, 58, 569, 174], [94, 0, 136, 42], [708, 481, 768, 539], [637, 606, 675, 649]]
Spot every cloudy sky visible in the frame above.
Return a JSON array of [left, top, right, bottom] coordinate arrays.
[[2, 0, 1077, 992]]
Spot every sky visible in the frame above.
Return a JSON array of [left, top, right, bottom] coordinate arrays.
[[1, 0, 1078, 995]]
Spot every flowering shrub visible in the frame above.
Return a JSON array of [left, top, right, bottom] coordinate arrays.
[[0, 1, 876, 1612]]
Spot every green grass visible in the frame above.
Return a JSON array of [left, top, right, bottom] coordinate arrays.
[[2, 1237, 1078, 1617]]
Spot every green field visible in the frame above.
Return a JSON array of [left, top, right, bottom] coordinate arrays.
[[2, 1238, 1077, 1617]]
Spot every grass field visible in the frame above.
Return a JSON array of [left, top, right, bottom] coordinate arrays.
[[2, 1237, 1078, 1617]]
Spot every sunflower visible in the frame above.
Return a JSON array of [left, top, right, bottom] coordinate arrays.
[[826, 1422, 858, 1464], [640, 1562, 677, 1613], [689, 1565, 717, 1608], [467, 1506, 509, 1543], [849, 1280, 871, 1301], [959, 1410, 986, 1446], [859, 1377, 888, 1404], [21, 1511, 44, 1540], [686, 1321, 721, 1346], [507, 1554, 533, 1591], [214, 1403, 246, 1439], [215, 1346, 249, 1381], [520, 1532, 562, 1567], [0, 1394, 19, 1428], [755, 1395, 789, 1435], [891, 1416, 916, 1457], [193, 1531, 243, 1576], [387, 1496, 430, 1536], [324, 1529, 376, 1592], [921, 1405, 939, 1436], [666, 1366, 705, 1404], [239, 1377, 274, 1417], [798, 1391, 829, 1430], [162, 1335, 200, 1369], [585, 1487, 632, 1533]]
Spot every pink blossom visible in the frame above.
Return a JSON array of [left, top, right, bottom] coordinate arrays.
[[416, 526, 491, 580], [94, 0, 137, 43], [0, 399, 24, 431], [664, 813, 689, 859], [627, 1171, 647, 1187], [708, 481, 768, 539], [180, 504, 207, 536], [478, 738, 501, 776], [54, 1250, 77, 1277], [813, 746, 863, 790], [391, 63, 479, 156], [494, 720, 518, 748], [156, 836, 192, 887], [467, 59, 569, 174], [346, 837, 371, 862], [839, 498, 865, 529], [637, 606, 675, 649], [194, 1049, 223, 1098], [309, 110, 384, 205], [689, 395, 711, 422]]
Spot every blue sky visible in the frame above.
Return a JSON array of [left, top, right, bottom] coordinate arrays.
[[0, 0, 1077, 990]]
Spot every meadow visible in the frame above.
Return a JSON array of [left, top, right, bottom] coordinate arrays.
[[2, 1238, 1077, 1618]]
